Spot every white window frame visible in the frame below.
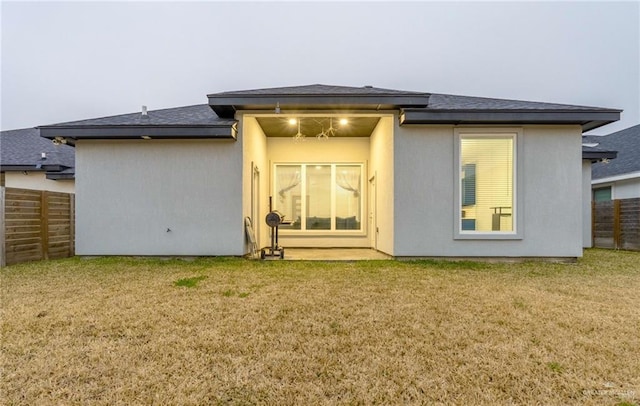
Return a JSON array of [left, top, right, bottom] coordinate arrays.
[[453, 128, 524, 240], [273, 162, 365, 235]]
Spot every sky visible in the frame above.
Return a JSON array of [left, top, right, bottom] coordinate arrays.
[[1, 1, 639, 135]]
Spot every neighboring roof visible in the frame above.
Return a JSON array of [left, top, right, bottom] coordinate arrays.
[[1, 127, 75, 179], [581, 143, 617, 162], [207, 84, 620, 131], [208, 84, 430, 118], [587, 124, 640, 181], [38, 104, 237, 143]]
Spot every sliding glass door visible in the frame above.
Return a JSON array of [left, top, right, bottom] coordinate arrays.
[[274, 163, 363, 233]]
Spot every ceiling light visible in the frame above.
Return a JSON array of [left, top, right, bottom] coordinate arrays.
[[288, 118, 297, 125], [339, 118, 348, 125]]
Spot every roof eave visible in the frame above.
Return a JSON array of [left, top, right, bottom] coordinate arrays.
[[208, 94, 430, 118], [592, 170, 640, 184], [38, 123, 238, 141], [400, 109, 621, 131], [1, 165, 44, 172], [46, 172, 75, 180], [582, 150, 618, 161], [1, 164, 68, 172]]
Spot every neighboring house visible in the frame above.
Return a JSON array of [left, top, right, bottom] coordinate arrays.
[[585, 124, 640, 201], [38, 84, 620, 259], [1, 127, 75, 193], [581, 143, 617, 248]]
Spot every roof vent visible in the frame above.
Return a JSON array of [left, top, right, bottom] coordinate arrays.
[[363, 85, 373, 88], [41, 152, 47, 159], [141, 105, 149, 118]]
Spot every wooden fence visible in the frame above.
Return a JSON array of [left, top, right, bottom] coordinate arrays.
[[592, 198, 640, 251], [1, 187, 75, 266]]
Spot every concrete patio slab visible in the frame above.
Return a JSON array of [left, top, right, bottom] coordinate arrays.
[[281, 248, 391, 261]]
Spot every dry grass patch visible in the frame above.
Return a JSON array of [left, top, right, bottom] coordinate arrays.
[[1, 250, 639, 405]]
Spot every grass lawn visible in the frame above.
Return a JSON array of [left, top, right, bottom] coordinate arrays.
[[1, 249, 639, 405]]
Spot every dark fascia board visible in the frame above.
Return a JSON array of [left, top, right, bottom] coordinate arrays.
[[400, 109, 622, 132], [582, 150, 618, 161], [0, 165, 44, 172], [38, 123, 238, 141], [208, 94, 430, 118], [0, 164, 68, 172], [46, 172, 75, 180]]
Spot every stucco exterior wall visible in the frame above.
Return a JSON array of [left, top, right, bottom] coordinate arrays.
[[612, 178, 640, 199], [393, 125, 584, 258], [241, 116, 269, 250], [4, 171, 74, 193], [75, 139, 243, 256], [369, 116, 394, 255]]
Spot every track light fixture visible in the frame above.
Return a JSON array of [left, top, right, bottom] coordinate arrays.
[[289, 117, 349, 141]]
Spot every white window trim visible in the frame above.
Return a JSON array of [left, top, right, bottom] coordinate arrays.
[[592, 184, 614, 201], [453, 128, 524, 240], [273, 162, 365, 235]]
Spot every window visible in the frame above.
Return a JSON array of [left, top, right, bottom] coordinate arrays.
[[593, 186, 612, 202], [455, 129, 521, 239], [274, 163, 363, 232], [274, 165, 302, 229], [306, 165, 331, 229]]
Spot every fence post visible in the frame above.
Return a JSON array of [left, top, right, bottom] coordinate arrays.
[[613, 199, 621, 250], [69, 195, 75, 256], [0, 186, 5, 267], [591, 200, 595, 248], [40, 191, 49, 260]]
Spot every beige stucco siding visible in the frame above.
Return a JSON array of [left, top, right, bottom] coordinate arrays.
[[241, 116, 269, 250], [75, 139, 242, 255], [612, 178, 640, 199], [4, 172, 74, 193], [369, 116, 395, 255]]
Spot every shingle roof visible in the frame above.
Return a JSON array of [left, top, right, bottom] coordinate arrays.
[[209, 84, 614, 111], [207, 84, 620, 130], [38, 104, 238, 141], [582, 143, 617, 161], [35, 84, 621, 139], [209, 84, 427, 97], [587, 124, 640, 180], [43, 104, 234, 127], [427, 93, 614, 111], [207, 84, 431, 118], [1, 127, 75, 177]]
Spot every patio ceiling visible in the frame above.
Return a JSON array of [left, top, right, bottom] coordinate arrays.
[[256, 116, 380, 138]]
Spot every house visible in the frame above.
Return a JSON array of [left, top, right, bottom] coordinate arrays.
[[585, 124, 640, 201], [38, 84, 621, 259], [1, 127, 75, 193], [581, 143, 617, 248]]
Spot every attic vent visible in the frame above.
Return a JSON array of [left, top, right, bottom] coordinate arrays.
[[141, 105, 148, 118], [363, 85, 373, 88]]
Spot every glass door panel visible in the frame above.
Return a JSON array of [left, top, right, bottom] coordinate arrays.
[[306, 165, 331, 230]]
